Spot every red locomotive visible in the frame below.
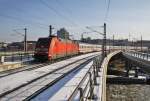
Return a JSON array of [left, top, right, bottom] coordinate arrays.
[[34, 36, 79, 60]]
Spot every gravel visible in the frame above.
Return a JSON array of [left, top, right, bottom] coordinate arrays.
[[107, 84, 150, 101]]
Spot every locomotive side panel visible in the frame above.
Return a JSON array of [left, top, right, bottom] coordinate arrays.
[[49, 37, 57, 59], [50, 37, 66, 59], [49, 37, 79, 60]]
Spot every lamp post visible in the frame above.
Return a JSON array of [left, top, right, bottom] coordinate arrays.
[[103, 23, 107, 57], [24, 28, 27, 52], [13, 28, 27, 52], [132, 38, 138, 51], [86, 23, 107, 59], [141, 35, 143, 52], [49, 25, 54, 37], [113, 35, 114, 51]]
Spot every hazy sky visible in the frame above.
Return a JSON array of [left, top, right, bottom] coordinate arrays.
[[0, 0, 150, 42]]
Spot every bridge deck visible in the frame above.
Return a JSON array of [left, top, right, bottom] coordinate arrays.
[[123, 51, 150, 74]]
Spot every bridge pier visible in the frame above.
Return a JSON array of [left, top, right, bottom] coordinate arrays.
[[125, 60, 131, 77], [125, 59, 140, 78], [134, 66, 139, 78]]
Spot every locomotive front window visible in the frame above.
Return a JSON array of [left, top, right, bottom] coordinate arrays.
[[36, 38, 51, 47]]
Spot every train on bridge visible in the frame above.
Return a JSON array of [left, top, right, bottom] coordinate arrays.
[[34, 36, 101, 61], [34, 35, 148, 61]]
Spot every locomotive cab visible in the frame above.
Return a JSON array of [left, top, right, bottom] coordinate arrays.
[[34, 37, 51, 60]]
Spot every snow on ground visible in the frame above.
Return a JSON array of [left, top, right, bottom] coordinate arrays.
[[92, 68, 103, 101], [32, 59, 103, 101], [0, 52, 100, 96], [32, 61, 93, 101], [1, 57, 91, 101]]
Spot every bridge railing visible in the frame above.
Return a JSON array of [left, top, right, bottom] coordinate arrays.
[[68, 55, 101, 101], [125, 51, 150, 61], [67, 51, 121, 101]]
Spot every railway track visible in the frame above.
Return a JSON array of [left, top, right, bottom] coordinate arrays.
[[25, 58, 93, 101], [0, 53, 99, 101], [31, 55, 102, 101], [0, 53, 84, 78]]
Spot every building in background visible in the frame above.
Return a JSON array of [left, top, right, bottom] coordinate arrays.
[[0, 42, 7, 51], [7, 41, 36, 52], [57, 28, 70, 39]]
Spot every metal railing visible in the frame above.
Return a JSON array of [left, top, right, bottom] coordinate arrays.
[[68, 51, 121, 101], [126, 51, 150, 61], [68, 55, 101, 101]]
